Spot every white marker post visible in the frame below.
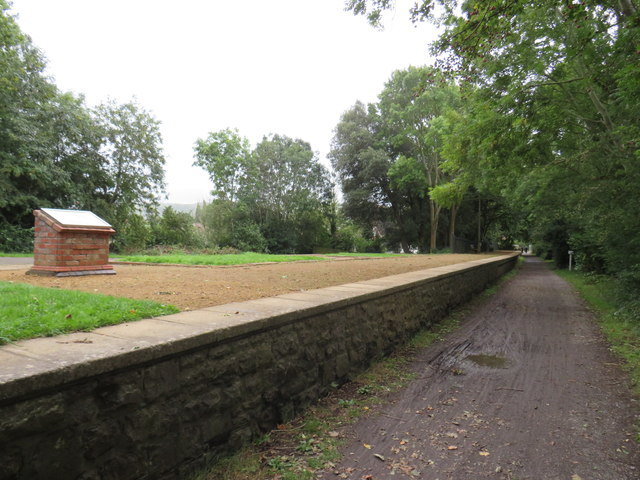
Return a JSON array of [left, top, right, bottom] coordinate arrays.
[[568, 250, 574, 271]]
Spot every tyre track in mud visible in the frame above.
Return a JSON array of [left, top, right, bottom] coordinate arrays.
[[320, 256, 639, 480]]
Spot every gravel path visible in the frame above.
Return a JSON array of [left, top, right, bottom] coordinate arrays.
[[319, 256, 639, 480], [0, 257, 33, 267]]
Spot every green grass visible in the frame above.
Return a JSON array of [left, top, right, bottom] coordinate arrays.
[[112, 252, 323, 266], [0, 252, 32, 257], [555, 270, 640, 395], [111, 250, 484, 265], [325, 252, 410, 257], [0, 282, 179, 344]]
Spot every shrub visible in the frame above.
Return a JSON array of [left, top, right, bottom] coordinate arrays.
[[152, 207, 197, 246], [0, 223, 34, 253], [111, 213, 152, 253], [231, 221, 268, 253]]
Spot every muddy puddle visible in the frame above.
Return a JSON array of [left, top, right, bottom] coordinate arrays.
[[465, 354, 509, 368]]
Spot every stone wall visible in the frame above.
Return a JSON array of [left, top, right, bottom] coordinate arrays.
[[0, 254, 517, 480]]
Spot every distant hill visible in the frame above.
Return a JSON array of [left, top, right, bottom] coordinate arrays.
[[160, 203, 198, 216]]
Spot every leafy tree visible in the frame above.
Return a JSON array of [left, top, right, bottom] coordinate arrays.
[[92, 100, 167, 225], [112, 213, 152, 252], [347, 0, 640, 281], [230, 217, 268, 253], [194, 131, 334, 253], [44, 92, 106, 210], [429, 177, 467, 250], [248, 135, 330, 218], [151, 207, 196, 246], [0, 224, 33, 253], [330, 101, 387, 224], [193, 128, 251, 202], [0, 3, 169, 251], [378, 66, 461, 252], [0, 1, 58, 226], [244, 134, 333, 252], [195, 199, 235, 247], [331, 68, 465, 252], [330, 101, 418, 252]]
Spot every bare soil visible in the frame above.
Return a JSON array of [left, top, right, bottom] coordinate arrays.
[[317, 257, 640, 480], [0, 254, 490, 310]]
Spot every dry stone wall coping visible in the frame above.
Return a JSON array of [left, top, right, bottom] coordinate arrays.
[[0, 254, 517, 404]]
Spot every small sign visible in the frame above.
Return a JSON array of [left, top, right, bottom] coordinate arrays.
[[41, 208, 112, 228]]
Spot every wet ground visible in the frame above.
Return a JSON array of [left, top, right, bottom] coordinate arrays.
[[318, 257, 639, 480]]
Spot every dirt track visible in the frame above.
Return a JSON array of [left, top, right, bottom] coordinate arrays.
[[318, 256, 639, 480], [0, 254, 490, 310]]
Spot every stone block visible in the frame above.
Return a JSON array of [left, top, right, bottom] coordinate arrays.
[[199, 412, 233, 445], [0, 393, 66, 439], [142, 360, 180, 400]]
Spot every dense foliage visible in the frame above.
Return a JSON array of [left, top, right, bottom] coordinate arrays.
[[346, 0, 640, 289], [330, 68, 515, 253], [194, 131, 337, 253], [0, 2, 167, 252]]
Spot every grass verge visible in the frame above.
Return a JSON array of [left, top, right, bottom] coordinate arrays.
[[192, 259, 523, 480], [0, 252, 32, 257], [326, 252, 410, 258], [112, 252, 324, 266], [112, 251, 476, 265], [0, 282, 179, 344], [555, 270, 640, 395]]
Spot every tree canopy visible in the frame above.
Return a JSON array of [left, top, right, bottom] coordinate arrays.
[[194, 131, 334, 253], [0, 1, 168, 250], [330, 67, 484, 252], [345, 0, 640, 288]]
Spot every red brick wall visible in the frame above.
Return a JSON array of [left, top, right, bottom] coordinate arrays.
[[57, 232, 110, 267], [33, 216, 60, 267], [32, 211, 113, 273]]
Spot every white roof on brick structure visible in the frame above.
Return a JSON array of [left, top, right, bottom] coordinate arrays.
[[40, 208, 112, 228]]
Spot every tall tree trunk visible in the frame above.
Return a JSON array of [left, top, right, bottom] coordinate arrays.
[[573, 48, 619, 147], [391, 201, 410, 253], [400, 238, 410, 254], [429, 199, 441, 253], [617, 0, 637, 17], [449, 204, 458, 252], [477, 198, 482, 253]]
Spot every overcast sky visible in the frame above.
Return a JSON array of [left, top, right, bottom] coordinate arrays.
[[10, 0, 438, 204]]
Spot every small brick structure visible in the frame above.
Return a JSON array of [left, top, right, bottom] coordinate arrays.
[[29, 208, 116, 277]]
